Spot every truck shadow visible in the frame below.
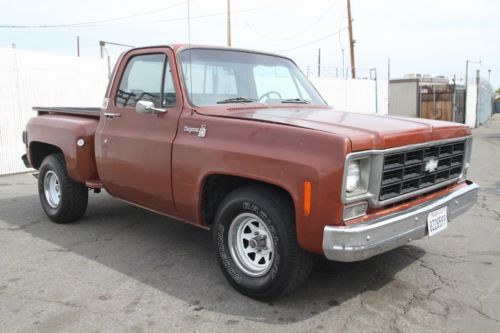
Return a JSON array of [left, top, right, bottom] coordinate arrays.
[[0, 192, 424, 325]]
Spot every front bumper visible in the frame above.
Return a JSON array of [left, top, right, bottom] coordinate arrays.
[[323, 182, 479, 262]]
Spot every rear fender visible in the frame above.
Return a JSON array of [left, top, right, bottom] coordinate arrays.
[[26, 115, 99, 183]]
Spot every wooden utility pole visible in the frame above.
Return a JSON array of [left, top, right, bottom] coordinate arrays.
[[342, 48, 345, 78], [346, 0, 356, 78], [77, 36, 80, 57], [387, 58, 391, 80], [318, 48, 321, 77], [227, 0, 232, 47], [475, 69, 480, 127]]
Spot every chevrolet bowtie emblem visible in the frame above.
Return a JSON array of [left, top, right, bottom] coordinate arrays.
[[425, 158, 439, 173]]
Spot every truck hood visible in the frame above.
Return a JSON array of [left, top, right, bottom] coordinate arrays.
[[198, 106, 471, 151]]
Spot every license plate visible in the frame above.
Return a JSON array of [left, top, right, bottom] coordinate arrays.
[[427, 206, 448, 236]]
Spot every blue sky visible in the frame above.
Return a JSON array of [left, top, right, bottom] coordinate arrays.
[[0, 0, 497, 88]]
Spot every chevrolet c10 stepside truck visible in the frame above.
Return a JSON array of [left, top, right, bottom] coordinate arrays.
[[22, 44, 479, 300]]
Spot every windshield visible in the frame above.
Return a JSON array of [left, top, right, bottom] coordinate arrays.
[[179, 49, 326, 106]]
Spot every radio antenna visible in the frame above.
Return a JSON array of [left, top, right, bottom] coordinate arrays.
[[187, 0, 191, 47], [187, 0, 193, 104]]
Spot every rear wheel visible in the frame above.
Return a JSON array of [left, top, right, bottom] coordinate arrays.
[[38, 154, 88, 223], [213, 185, 312, 301]]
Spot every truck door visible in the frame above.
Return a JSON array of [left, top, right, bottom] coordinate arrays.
[[95, 47, 181, 214]]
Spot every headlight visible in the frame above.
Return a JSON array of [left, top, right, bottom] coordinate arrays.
[[342, 155, 374, 203], [345, 161, 361, 192]]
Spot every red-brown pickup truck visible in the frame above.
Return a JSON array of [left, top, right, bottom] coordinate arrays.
[[22, 45, 479, 300]]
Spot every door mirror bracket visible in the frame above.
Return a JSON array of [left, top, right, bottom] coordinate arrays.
[[136, 100, 167, 114]]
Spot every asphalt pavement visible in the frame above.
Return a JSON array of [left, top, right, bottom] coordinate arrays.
[[1, 115, 499, 333]]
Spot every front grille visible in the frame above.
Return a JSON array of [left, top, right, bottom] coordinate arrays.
[[379, 141, 465, 201]]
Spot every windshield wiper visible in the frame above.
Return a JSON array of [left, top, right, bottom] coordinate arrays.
[[281, 98, 310, 104], [217, 97, 257, 104]]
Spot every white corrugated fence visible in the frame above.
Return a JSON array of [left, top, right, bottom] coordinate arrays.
[[0, 49, 392, 176], [310, 78, 389, 115], [0, 48, 108, 175]]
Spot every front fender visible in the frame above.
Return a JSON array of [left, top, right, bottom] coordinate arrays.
[[173, 113, 350, 254]]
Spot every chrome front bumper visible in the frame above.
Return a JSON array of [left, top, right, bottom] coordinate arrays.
[[323, 182, 479, 262]]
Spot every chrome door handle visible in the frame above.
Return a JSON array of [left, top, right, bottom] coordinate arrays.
[[104, 112, 121, 119]]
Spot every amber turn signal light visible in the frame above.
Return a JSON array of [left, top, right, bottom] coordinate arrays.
[[304, 181, 312, 216]]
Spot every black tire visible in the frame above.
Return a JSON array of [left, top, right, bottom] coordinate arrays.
[[38, 154, 88, 223], [213, 185, 312, 301]]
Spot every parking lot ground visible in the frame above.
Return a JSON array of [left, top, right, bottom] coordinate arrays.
[[1, 115, 500, 333]]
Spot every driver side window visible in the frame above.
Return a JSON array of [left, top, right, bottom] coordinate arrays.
[[116, 54, 175, 108]]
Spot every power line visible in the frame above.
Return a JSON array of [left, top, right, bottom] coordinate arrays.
[[0, 2, 285, 29], [240, 2, 335, 42], [0, 1, 187, 28], [94, 3, 286, 27], [273, 27, 348, 53]]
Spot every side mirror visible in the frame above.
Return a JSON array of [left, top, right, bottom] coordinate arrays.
[[136, 100, 167, 114]]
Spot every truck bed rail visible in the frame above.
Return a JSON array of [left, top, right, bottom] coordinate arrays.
[[33, 107, 101, 118]]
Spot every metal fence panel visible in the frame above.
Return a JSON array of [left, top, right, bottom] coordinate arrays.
[[0, 48, 108, 175], [476, 79, 494, 126], [309, 78, 388, 115]]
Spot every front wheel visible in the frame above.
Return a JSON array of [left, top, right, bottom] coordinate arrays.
[[213, 185, 312, 301], [38, 154, 88, 223]]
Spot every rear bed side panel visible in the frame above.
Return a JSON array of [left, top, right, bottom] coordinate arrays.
[[26, 115, 99, 183]]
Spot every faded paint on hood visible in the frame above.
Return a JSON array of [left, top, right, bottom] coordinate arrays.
[[197, 106, 471, 151]]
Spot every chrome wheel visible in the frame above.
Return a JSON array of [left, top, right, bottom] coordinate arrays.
[[228, 212, 275, 277], [43, 170, 61, 208]]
